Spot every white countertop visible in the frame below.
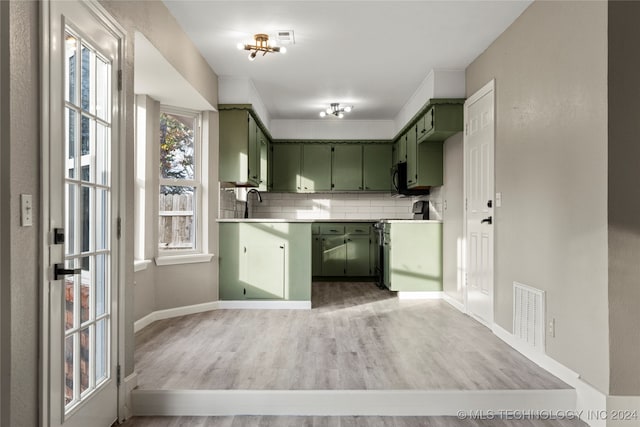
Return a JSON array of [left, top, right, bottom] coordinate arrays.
[[217, 218, 442, 224]]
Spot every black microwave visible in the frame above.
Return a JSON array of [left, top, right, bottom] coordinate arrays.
[[391, 162, 430, 196]]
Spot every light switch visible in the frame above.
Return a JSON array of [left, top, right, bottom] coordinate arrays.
[[495, 192, 502, 208], [21, 194, 33, 226]]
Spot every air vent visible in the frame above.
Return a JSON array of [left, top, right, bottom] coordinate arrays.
[[276, 30, 295, 45], [513, 282, 545, 352]]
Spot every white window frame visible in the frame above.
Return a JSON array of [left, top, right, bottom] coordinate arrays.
[[157, 105, 204, 258]]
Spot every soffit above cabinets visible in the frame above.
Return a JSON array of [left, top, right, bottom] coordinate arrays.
[[162, 1, 532, 120]]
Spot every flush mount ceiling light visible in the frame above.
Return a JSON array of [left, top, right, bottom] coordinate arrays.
[[237, 33, 286, 61], [319, 103, 353, 118]]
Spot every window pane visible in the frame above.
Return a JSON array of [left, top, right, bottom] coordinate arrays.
[[65, 335, 75, 406], [65, 32, 77, 104], [81, 44, 94, 113], [81, 186, 93, 254], [65, 183, 76, 256], [159, 185, 195, 250], [96, 254, 107, 316], [96, 56, 110, 122], [159, 112, 195, 180], [66, 108, 77, 179], [80, 326, 90, 394], [96, 122, 110, 186], [96, 188, 108, 251], [95, 319, 107, 384], [65, 263, 75, 331], [80, 256, 91, 324]]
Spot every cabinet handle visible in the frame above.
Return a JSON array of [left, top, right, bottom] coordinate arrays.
[[279, 245, 285, 249]]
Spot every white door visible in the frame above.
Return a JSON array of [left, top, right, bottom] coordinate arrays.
[[464, 80, 495, 327], [44, 1, 123, 426]]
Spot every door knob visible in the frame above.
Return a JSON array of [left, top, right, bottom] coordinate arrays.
[[481, 216, 493, 225]]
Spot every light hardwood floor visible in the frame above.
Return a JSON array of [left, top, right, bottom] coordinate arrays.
[[134, 282, 568, 390], [120, 415, 587, 427]]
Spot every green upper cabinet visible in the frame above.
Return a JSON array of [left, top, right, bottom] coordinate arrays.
[[219, 109, 266, 187], [271, 143, 302, 192], [417, 101, 464, 144], [258, 129, 268, 192], [406, 125, 418, 187], [409, 140, 443, 189], [332, 144, 363, 191], [301, 144, 332, 192], [397, 133, 407, 163], [363, 144, 392, 191]]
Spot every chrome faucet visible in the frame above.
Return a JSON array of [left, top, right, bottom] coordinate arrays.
[[244, 188, 262, 218]]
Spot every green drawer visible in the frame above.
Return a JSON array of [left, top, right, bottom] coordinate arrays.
[[346, 224, 371, 235], [311, 224, 321, 235], [319, 224, 345, 235]]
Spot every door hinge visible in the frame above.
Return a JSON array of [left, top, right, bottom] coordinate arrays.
[[117, 217, 122, 239], [117, 70, 122, 91], [117, 364, 121, 386]]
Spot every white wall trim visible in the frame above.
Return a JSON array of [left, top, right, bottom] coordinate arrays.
[[133, 259, 152, 272], [397, 291, 443, 300], [218, 300, 312, 310], [121, 372, 139, 421], [442, 292, 466, 313], [154, 253, 214, 266], [132, 389, 575, 417], [492, 323, 609, 427], [134, 301, 219, 333]]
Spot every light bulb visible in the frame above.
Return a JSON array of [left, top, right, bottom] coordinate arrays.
[[338, 113, 344, 119], [319, 111, 326, 117], [236, 42, 245, 51], [344, 106, 352, 113], [326, 107, 332, 114], [280, 46, 287, 54], [248, 51, 257, 61]]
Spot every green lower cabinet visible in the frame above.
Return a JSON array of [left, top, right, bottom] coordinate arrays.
[[321, 235, 347, 276], [312, 236, 323, 276], [346, 235, 371, 276], [219, 222, 311, 300], [387, 222, 442, 291]]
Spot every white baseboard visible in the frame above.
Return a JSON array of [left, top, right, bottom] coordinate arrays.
[[121, 372, 139, 421], [442, 293, 466, 313], [218, 300, 312, 310], [492, 324, 611, 427], [132, 389, 575, 417], [134, 301, 219, 333], [397, 291, 444, 300]]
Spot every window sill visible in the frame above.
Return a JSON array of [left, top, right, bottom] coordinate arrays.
[[154, 253, 214, 266], [134, 259, 153, 272]]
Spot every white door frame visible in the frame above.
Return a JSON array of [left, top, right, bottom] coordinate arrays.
[[463, 79, 495, 327], [40, 1, 127, 425]]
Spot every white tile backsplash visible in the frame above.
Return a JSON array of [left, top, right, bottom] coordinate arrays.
[[252, 192, 414, 220]]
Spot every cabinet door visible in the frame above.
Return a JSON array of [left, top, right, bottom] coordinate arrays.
[[406, 125, 418, 187], [301, 144, 332, 192], [271, 144, 301, 192], [415, 141, 443, 187], [346, 235, 371, 276], [383, 240, 391, 288], [247, 114, 259, 185], [398, 134, 407, 163], [322, 235, 346, 276], [312, 236, 323, 276], [392, 142, 398, 166], [363, 145, 392, 191], [244, 241, 286, 299], [332, 145, 363, 191], [258, 134, 268, 192]]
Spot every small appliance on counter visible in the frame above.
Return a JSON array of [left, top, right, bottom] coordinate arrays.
[[412, 200, 429, 220]]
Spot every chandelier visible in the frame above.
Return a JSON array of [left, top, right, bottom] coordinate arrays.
[[319, 103, 353, 118], [237, 34, 286, 61]]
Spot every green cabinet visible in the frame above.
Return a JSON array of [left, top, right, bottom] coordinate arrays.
[[385, 222, 442, 292], [301, 144, 332, 192], [219, 222, 312, 301], [332, 145, 363, 191], [406, 125, 418, 187], [220, 110, 265, 187], [346, 235, 371, 276], [363, 144, 392, 191], [258, 127, 268, 191], [312, 235, 323, 276], [397, 134, 407, 163], [409, 141, 443, 189], [271, 144, 302, 192], [417, 102, 463, 143], [313, 222, 375, 277], [321, 235, 347, 276]]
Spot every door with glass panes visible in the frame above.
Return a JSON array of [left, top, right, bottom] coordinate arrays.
[[45, 1, 122, 426]]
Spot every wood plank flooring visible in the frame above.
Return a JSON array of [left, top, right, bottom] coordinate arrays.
[[120, 415, 587, 427], [134, 282, 569, 390]]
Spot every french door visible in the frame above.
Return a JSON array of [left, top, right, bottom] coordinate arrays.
[[44, 1, 123, 426]]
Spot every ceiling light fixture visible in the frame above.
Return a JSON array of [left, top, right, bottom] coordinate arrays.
[[237, 33, 286, 61], [319, 103, 353, 118]]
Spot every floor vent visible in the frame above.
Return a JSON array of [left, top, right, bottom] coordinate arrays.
[[513, 282, 545, 352]]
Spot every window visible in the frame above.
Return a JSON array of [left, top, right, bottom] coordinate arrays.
[[158, 107, 202, 253]]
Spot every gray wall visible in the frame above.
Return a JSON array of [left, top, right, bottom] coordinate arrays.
[[466, 1, 610, 393], [441, 133, 464, 303], [608, 1, 640, 396], [3, 1, 40, 425]]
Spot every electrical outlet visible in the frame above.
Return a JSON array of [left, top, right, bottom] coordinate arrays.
[[548, 318, 556, 338], [21, 194, 33, 227]]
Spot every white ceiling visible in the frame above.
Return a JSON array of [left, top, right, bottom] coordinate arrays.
[[162, 1, 531, 121]]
